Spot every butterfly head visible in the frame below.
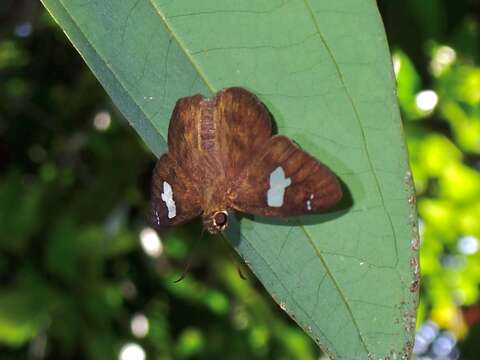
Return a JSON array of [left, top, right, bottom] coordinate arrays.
[[203, 210, 229, 234]]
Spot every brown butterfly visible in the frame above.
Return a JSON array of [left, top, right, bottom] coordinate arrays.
[[151, 87, 342, 234]]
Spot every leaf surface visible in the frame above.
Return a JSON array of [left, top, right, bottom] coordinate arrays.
[[40, 0, 419, 357]]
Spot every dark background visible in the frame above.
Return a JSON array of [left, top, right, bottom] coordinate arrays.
[[0, 0, 479, 359]]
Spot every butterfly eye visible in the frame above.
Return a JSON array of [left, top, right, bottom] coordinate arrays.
[[213, 211, 228, 227]]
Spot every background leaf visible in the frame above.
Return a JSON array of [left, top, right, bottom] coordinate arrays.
[[40, 0, 419, 358]]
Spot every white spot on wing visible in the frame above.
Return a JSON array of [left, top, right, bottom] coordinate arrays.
[[306, 200, 312, 211], [154, 209, 160, 225], [161, 181, 176, 219], [267, 166, 291, 207]]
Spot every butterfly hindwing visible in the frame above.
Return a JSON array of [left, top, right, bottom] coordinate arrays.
[[151, 153, 202, 228], [231, 135, 342, 217]]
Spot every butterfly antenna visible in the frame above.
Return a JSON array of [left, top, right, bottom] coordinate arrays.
[[174, 227, 206, 283], [219, 232, 248, 281]]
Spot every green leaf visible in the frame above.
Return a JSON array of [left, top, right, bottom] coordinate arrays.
[[0, 290, 47, 347], [0, 271, 50, 347], [40, 0, 419, 358], [0, 172, 44, 253]]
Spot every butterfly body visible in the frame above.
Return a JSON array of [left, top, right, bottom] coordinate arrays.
[[151, 88, 342, 234]]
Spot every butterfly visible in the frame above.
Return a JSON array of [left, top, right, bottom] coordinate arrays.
[[151, 87, 342, 234]]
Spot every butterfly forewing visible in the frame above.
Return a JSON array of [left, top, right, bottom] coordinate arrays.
[[214, 87, 272, 179], [230, 135, 342, 217], [168, 95, 205, 174]]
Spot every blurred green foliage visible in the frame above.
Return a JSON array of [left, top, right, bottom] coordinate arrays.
[[383, 1, 480, 357], [0, 0, 479, 359]]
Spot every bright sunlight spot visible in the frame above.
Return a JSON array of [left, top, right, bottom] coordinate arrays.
[[93, 111, 111, 131], [432, 332, 457, 357], [131, 313, 149, 338], [457, 235, 479, 255], [119, 343, 145, 360], [414, 321, 439, 355], [392, 54, 401, 77], [140, 227, 163, 257], [15, 22, 32, 38], [432, 45, 456, 75], [416, 90, 438, 112]]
